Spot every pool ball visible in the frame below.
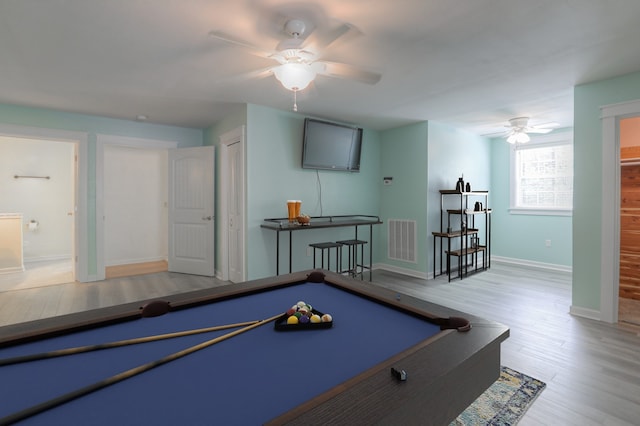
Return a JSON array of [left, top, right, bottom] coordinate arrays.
[[287, 316, 299, 325], [310, 314, 321, 323], [321, 314, 332, 323]]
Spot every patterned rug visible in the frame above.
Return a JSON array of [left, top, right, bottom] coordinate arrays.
[[450, 366, 546, 425]]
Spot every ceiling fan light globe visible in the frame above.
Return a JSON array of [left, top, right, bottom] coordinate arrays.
[[517, 132, 530, 143], [273, 63, 316, 91], [507, 132, 530, 144]]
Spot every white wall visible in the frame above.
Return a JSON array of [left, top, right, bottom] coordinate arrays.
[[104, 145, 168, 266], [0, 136, 74, 262]]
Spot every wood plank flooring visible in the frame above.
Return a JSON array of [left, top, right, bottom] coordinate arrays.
[[0, 259, 73, 292], [0, 263, 639, 425]]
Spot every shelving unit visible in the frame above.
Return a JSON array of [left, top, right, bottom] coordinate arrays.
[[433, 190, 491, 281]]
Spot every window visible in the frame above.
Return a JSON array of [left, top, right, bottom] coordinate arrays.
[[510, 132, 573, 215]]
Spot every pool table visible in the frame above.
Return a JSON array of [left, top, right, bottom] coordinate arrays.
[[0, 270, 509, 425]]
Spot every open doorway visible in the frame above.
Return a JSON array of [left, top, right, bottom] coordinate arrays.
[[96, 135, 178, 280], [619, 116, 640, 326], [103, 144, 169, 279], [0, 135, 76, 291]]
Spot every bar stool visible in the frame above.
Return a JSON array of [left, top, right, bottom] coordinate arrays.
[[336, 239, 368, 279], [308, 242, 342, 273]]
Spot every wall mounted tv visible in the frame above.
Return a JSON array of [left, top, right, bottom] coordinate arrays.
[[302, 118, 363, 172]]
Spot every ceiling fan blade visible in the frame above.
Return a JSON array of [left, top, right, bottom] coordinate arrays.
[[216, 66, 275, 86], [304, 23, 358, 52], [526, 128, 553, 134], [314, 61, 381, 85], [311, 24, 357, 50], [208, 30, 273, 59], [482, 129, 511, 138], [240, 67, 275, 80]]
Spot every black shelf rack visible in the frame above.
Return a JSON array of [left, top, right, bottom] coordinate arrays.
[[432, 190, 491, 281]]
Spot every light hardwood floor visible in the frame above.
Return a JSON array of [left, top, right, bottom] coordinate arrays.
[[0, 263, 639, 425]]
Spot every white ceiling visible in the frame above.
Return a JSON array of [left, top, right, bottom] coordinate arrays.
[[2, 0, 640, 135]]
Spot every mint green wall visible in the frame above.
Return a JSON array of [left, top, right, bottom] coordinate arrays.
[[0, 103, 204, 277], [574, 70, 640, 311], [0, 103, 203, 143], [245, 104, 381, 280], [379, 122, 428, 275], [489, 132, 572, 267], [427, 122, 491, 275]]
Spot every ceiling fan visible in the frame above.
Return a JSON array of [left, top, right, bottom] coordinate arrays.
[[208, 17, 382, 110], [503, 117, 555, 144]]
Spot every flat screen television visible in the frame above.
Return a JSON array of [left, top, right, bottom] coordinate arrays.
[[302, 118, 363, 172]]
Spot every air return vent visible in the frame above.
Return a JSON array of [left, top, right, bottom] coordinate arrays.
[[388, 219, 417, 263]]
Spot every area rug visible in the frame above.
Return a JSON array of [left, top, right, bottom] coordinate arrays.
[[450, 366, 546, 425]]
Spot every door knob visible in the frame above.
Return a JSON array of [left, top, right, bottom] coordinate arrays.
[[202, 216, 213, 221]]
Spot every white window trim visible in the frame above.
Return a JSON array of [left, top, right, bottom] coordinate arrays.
[[509, 131, 574, 216]]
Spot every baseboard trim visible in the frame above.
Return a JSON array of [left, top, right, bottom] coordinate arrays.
[[373, 263, 428, 280], [570, 305, 602, 321], [105, 260, 168, 279], [24, 255, 71, 264], [105, 256, 167, 267], [491, 256, 572, 274], [0, 266, 25, 275]]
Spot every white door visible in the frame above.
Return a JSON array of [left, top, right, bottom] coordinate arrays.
[[227, 140, 245, 282], [168, 146, 215, 276]]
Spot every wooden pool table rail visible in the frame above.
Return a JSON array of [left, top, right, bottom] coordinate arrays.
[[0, 270, 509, 425]]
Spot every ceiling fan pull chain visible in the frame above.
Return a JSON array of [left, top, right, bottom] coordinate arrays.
[[293, 89, 298, 112]]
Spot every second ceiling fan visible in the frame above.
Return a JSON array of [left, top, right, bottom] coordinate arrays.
[[504, 117, 555, 143]]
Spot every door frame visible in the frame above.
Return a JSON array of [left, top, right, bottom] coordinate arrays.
[[600, 99, 640, 323], [96, 135, 178, 280], [0, 124, 86, 281], [219, 126, 246, 281]]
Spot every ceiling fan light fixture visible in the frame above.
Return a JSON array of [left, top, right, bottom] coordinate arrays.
[[507, 131, 530, 144], [273, 63, 316, 91]]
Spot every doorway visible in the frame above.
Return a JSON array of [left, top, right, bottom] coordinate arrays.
[[619, 116, 640, 326], [0, 135, 77, 291], [96, 135, 178, 280], [601, 99, 640, 323], [103, 144, 169, 278]]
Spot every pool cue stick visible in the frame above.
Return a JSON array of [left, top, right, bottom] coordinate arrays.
[[0, 313, 283, 426], [0, 320, 261, 367]]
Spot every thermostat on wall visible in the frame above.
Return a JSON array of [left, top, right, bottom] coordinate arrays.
[[383, 177, 393, 185]]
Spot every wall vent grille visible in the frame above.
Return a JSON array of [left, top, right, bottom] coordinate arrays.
[[388, 219, 417, 263]]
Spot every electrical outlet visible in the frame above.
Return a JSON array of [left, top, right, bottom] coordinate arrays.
[[545, 240, 551, 248], [306, 246, 312, 256]]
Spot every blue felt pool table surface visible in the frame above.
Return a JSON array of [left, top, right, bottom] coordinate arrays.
[[0, 280, 443, 425]]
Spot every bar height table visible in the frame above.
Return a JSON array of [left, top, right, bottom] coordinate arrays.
[[261, 215, 382, 281]]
